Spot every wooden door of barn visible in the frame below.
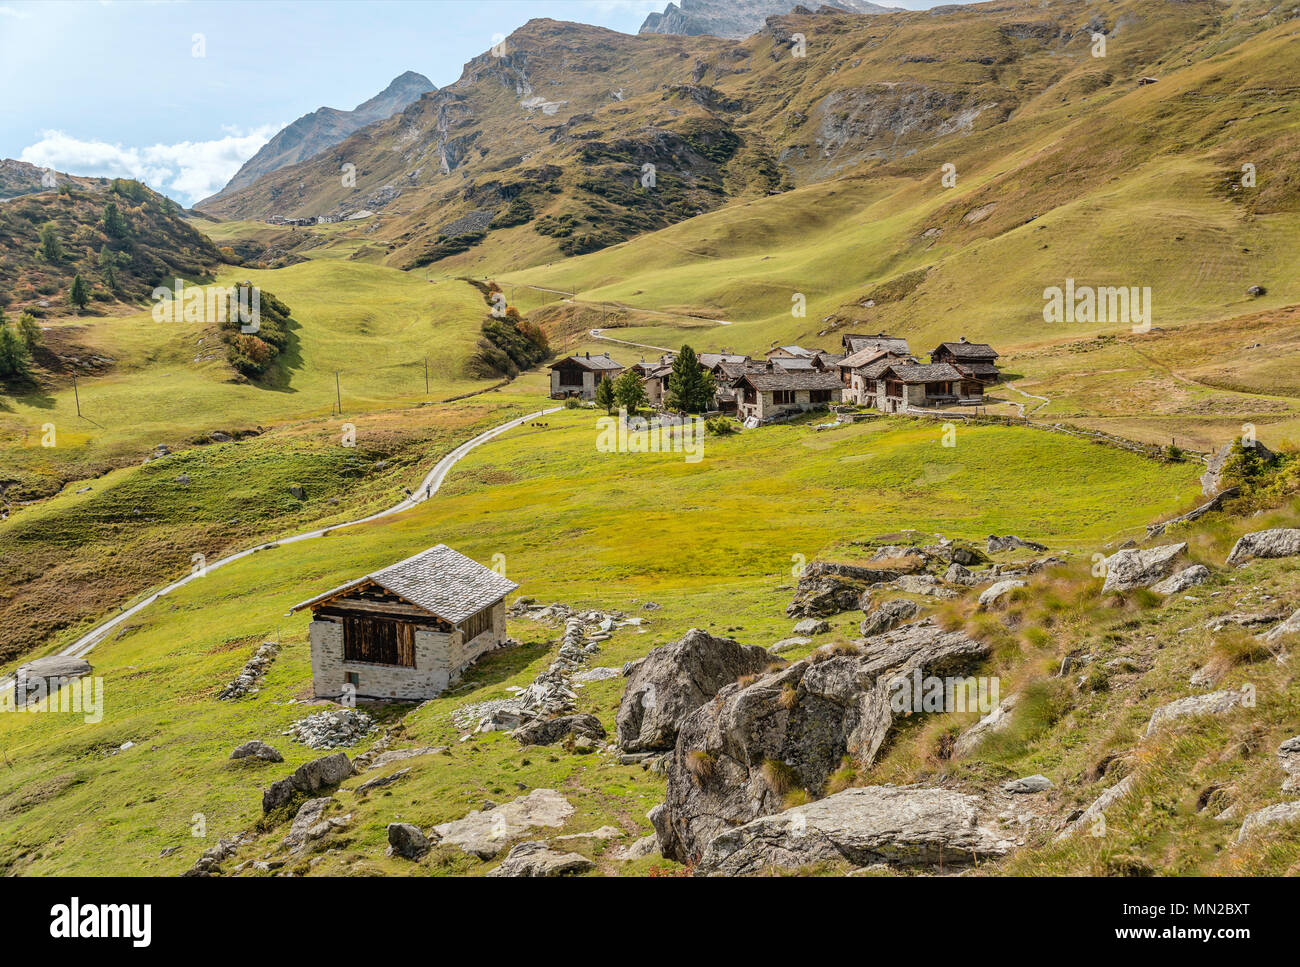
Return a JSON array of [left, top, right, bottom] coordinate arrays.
[[343, 616, 416, 667]]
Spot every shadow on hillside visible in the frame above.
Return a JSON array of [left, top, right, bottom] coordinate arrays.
[[247, 314, 303, 394], [457, 637, 556, 693]]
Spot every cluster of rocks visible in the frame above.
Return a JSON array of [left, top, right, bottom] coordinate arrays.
[[467, 604, 634, 747], [217, 641, 279, 700], [184, 833, 251, 877], [788, 539, 1058, 625], [616, 620, 1037, 873], [283, 708, 375, 750]]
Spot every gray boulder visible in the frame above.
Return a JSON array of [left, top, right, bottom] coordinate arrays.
[[1154, 564, 1211, 592], [769, 636, 812, 654], [1278, 736, 1300, 792], [1226, 528, 1300, 567], [698, 786, 1021, 875], [281, 796, 348, 853], [792, 618, 830, 636], [978, 579, 1026, 610], [1262, 609, 1300, 643], [1056, 775, 1134, 840], [486, 841, 595, 877], [431, 789, 574, 859], [230, 740, 283, 762], [513, 713, 606, 747], [616, 628, 774, 753], [987, 535, 1047, 554], [262, 752, 354, 812], [1003, 774, 1054, 794], [386, 822, 430, 860], [1150, 565, 1210, 595], [1101, 542, 1187, 593], [1145, 689, 1245, 737], [786, 561, 900, 618], [655, 620, 989, 864], [1236, 801, 1300, 843], [859, 599, 920, 637], [953, 693, 1018, 757], [14, 655, 93, 706]]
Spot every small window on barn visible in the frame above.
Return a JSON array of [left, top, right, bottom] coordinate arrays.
[[460, 605, 493, 642], [346, 672, 359, 688], [343, 617, 416, 667], [810, 389, 833, 404], [773, 390, 795, 405]]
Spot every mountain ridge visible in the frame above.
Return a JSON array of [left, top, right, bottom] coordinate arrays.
[[200, 70, 435, 204], [639, 0, 897, 39]]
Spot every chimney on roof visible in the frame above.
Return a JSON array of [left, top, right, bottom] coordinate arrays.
[[585, 351, 590, 358], [959, 336, 967, 343]]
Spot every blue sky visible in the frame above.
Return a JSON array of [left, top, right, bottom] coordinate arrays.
[[0, 0, 952, 204]]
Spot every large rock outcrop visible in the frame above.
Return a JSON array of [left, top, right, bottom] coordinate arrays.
[[1225, 528, 1300, 567], [785, 561, 900, 618], [616, 629, 774, 752], [262, 753, 354, 812], [654, 620, 989, 864], [697, 786, 1023, 875], [1100, 543, 1187, 593]]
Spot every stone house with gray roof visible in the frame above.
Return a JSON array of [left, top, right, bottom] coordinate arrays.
[[868, 361, 984, 412], [735, 368, 843, 423], [930, 337, 1001, 382], [549, 352, 624, 401], [291, 545, 517, 701]]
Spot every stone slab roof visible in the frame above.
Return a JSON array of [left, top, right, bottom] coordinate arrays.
[[884, 362, 966, 383], [291, 544, 519, 624], [552, 353, 623, 371], [738, 369, 843, 392], [934, 340, 999, 360]]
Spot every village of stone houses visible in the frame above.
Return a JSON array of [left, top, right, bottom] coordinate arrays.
[[2, 0, 1300, 899]]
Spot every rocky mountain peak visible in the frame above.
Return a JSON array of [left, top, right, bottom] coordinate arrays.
[[639, 0, 895, 39]]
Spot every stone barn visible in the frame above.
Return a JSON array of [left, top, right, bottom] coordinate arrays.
[[548, 352, 624, 400], [290, 544, 518, 701]]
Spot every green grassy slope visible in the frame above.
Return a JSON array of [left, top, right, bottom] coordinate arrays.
[[1, 262, 497, 500], [0, 409, 1203, 874]]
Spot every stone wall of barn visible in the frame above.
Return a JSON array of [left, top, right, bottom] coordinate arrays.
[[448, 601, 507, 685], [309, 617, 453, 700]]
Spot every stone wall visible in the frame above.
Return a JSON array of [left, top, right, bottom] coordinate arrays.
[[309, 601, 508, 700], [309, 617, 451, 700]]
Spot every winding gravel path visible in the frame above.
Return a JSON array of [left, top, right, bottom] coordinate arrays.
[[1, 405, 560, 688]]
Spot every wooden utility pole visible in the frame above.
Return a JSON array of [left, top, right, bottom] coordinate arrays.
[[424, 357, 429, 395], [335, 371, 342, 415], [72, 375, 81, 417]]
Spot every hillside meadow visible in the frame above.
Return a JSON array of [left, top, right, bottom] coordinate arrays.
[[0, 408, 1204, 874]]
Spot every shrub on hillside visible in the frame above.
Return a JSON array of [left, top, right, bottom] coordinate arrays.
[[217, 284, 293, 379]]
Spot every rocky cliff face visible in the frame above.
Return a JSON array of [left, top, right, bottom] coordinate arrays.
[[639, 0, 894, 40], [202, 70, 434, 203]]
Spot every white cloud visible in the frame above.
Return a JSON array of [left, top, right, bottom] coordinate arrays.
[[18, 124, 283, 205], [0, 6, 32, 18]]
